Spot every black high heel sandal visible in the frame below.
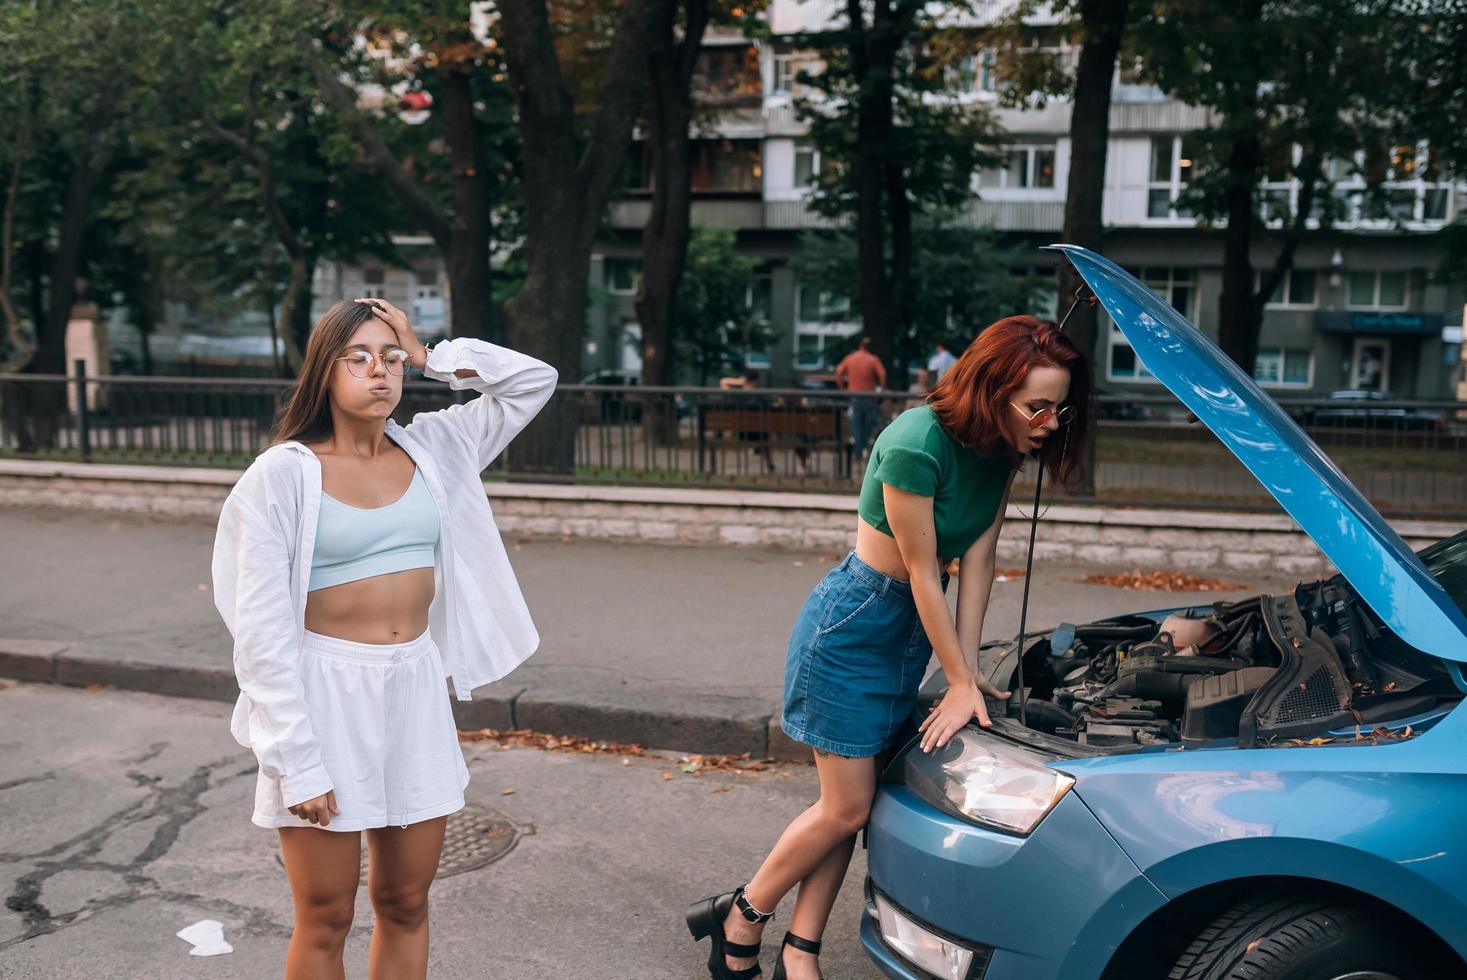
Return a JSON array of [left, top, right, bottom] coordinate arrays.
[[686, 886, 774, 979], [770, 932, 822, 980]]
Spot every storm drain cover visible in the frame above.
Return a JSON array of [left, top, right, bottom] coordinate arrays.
[[273, 805, 531, 880], [434, 804, 530, 878]]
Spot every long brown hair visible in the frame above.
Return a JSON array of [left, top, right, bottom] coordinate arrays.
[[270, 300, 380, 445], [928, 314, 1093, 489]]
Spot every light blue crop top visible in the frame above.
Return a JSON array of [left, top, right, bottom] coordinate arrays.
[[308, 469, 441, 592]]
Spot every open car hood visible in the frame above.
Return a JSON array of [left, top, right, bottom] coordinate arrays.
[[1047, 244, 1467, 661]]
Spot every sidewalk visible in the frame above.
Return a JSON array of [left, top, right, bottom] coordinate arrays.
[[0, 505, 1301, 756]]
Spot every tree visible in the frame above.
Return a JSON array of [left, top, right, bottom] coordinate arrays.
[[0, 0, 167, 374], [672, 227, 778, 384], [312, 1, 522, 341], [794, 221, 1046, 375], [495, 0, 659, 470], [981, 0, 1132, 496], [794, 2, 1004, 368], [633, 0, 710, 399], [1135, 0, 1404, 374]]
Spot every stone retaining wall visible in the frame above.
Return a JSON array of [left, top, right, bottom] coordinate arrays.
[[1, 459, 1457, 576]]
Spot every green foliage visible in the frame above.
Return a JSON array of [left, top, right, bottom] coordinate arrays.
[[672, 227, 778, 383], [1133, 0, 1406, 229], [794, 223, 1049, 371], [793, 5, 1005, 221]]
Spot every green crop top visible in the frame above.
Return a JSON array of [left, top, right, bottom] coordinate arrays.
[[858, 405, 1014, 558]]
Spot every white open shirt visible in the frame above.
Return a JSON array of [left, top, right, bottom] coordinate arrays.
[[211, 338, 557, 806]]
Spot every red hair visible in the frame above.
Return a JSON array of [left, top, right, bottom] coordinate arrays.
[[928, 315, 1093, 488]]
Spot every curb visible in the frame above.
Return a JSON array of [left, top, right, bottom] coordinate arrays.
[[0, 638, 810, 763]]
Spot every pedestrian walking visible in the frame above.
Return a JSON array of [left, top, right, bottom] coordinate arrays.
[[687, 315, 1092, 980], [834, 337, 886, 460], [927, 340, 957, 386], [211, 298, 555, 980]]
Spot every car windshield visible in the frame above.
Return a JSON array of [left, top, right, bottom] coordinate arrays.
[[1421, 529, 1467, 617]]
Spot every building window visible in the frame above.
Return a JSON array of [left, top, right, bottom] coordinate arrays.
[[1137, 266, 1198, 319], [606, 258, 641, 295], [793, 142, 820, 188], [691, 139, 762, 193], [1253, 348, 1313, 387], [979, 144, 1057, 189], [772, 53, 820, 95], [794, 285, 856, 370], [796, 285, 850, 323], [1147, 136, 1194, 219], [1346, 270, 1409, 309], [363, 267, 385, 285], [1262, 269, 1318, 308], [1107, 329, 1155, 382], [693, 46, 762, 102], [1108, 266, 1196, 382], [411, 285, 445, 331]]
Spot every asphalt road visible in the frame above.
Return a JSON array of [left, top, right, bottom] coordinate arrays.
[[0, 682, 885, 979]]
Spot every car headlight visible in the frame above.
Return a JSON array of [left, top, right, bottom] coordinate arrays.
[[904, 727, 1074, 834]]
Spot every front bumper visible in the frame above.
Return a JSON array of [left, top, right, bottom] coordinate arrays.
[[861, 783, 1166, 980]]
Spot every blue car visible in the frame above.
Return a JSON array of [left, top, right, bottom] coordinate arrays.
[[861, 246, 1467, 980]]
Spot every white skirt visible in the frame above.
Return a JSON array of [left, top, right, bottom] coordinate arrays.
[[252, 629, 470, 832]]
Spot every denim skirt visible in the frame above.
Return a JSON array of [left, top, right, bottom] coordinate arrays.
[[780, 551, 942, 758]]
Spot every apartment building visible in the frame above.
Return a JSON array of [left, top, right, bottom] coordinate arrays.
[[316, 0, 1465, 398]]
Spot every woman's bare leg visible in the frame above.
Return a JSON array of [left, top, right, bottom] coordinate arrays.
[[364, 817, 447, 980], [278, 827, 362, 980], [721, 750, 876, 972], [779, 833, 857, 978]]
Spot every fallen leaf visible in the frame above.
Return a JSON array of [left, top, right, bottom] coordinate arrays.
[[501, 788, 515, 796], [661, 772, 674, 781], [0, 681, 10, 691], [1079, 568, 1251, 592], [792, 560, 803, 567], [1404, 725, 1414, 737], [1383, 681, 1397, 693], [84, 683, 108, 692], [197, 583, 209, 591], [1246, 939, 1263, 954]]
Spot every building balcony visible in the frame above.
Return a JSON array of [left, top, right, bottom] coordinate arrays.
[[607, 196, 1065, 232]]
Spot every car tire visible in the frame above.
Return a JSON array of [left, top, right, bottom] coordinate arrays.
[[1168, 895, 1434, 980]]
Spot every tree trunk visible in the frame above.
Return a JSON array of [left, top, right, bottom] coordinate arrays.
[[272, 253, 316, 374], [498, 0, 657, 474], [439, 67, 494, 341], [1057, 0, 1128, 497], [636, 0, 708, 443], [847, 0, 900, 368], [36, 102, 114, 374], [1217, 133, 1262, 373]]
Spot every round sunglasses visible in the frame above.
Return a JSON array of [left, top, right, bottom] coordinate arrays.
[[1010, 401, 1075, 428]]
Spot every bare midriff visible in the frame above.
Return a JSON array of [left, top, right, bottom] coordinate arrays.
[[854, 518, 951, 583], [304, 567, 436, 644]]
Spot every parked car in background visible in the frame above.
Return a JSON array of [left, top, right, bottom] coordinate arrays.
[[862, 246, 1467, 980], [1309, 389, 1446, 431]]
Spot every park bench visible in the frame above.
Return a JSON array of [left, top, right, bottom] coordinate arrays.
[[696, 401, 850, 475]]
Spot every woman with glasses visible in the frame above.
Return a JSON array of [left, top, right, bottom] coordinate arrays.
[[688, 315, 1091, 980], [212, 298, 555, 979]]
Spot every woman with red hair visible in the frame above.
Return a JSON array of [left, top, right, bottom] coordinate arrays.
[[688, 315, 1092, 979]]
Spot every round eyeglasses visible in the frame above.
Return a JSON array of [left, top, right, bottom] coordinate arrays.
[[336, 348, 410, 378], [1010, 401, 1075, 428]]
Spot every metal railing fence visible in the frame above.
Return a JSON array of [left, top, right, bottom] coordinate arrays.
[[2, 368, 1464, 520]]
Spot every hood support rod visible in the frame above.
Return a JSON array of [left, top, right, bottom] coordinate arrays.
[[1011, 282, 1094, 729]]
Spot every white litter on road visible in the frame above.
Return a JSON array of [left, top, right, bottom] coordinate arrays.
[[176, 919, 233, 956]]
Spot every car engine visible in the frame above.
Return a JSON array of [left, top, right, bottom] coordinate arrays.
[[1006, 579, 1453, 748]]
